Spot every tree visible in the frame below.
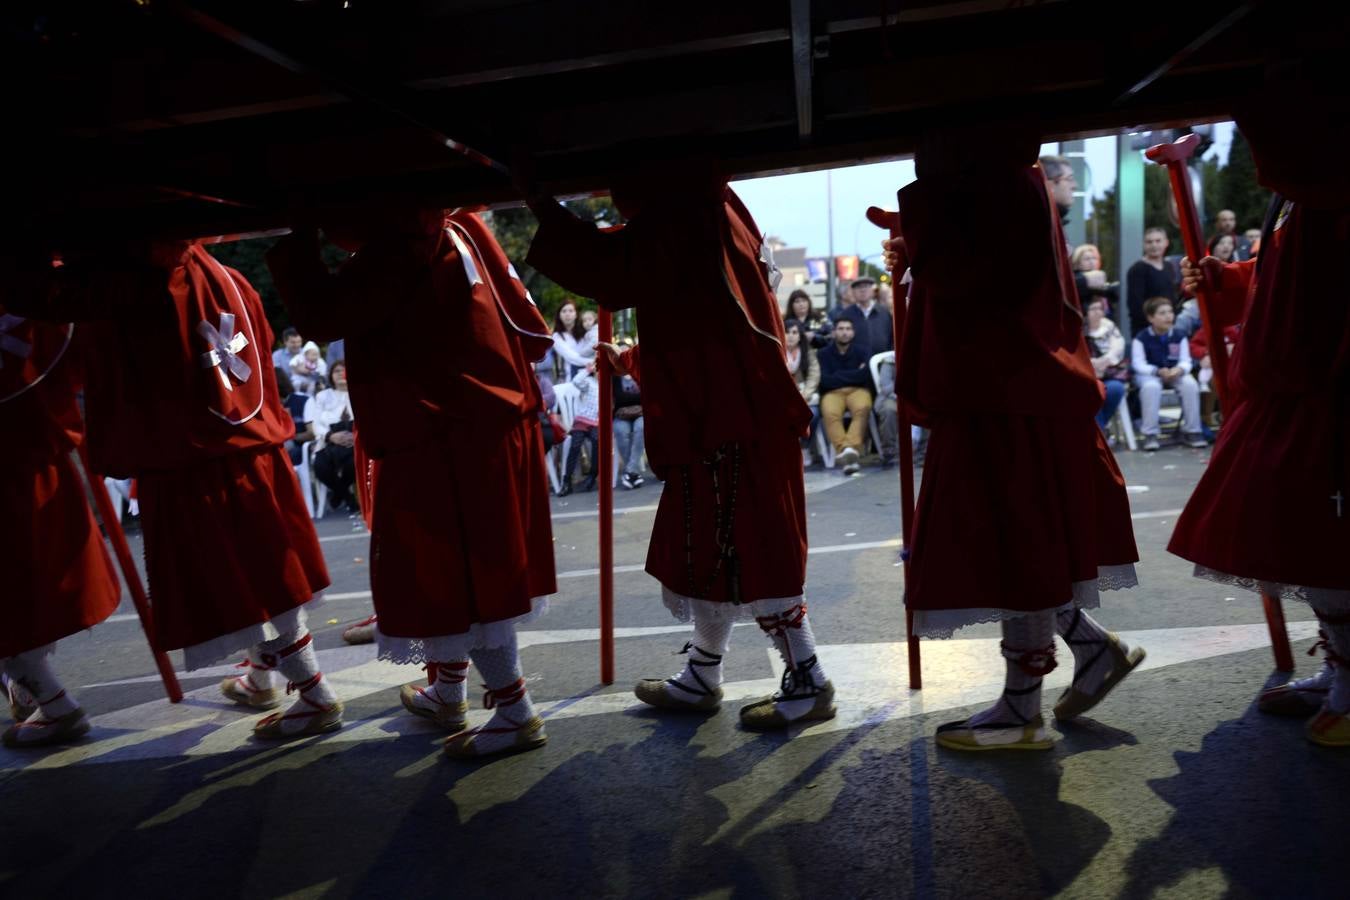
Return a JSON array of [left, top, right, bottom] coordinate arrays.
[[484, 197, 620, 323], [1219, 130, 1271, 232]]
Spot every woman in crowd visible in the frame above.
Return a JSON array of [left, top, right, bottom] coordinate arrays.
[[784, 319, 821, 466], [311, 360, 358, 513], [1208, 232, 1237, 264], [612, 339, 646, 489], [785, 289, 832, 349], [1083, 297, 1130, 433], [552, 299, 596, 378], [1071, 244, 1118, 317]]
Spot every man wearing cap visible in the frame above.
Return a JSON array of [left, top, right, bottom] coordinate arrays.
[[835, 276, 893, 361]]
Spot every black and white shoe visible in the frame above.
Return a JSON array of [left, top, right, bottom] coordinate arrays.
[[621, 471, 645, 490]]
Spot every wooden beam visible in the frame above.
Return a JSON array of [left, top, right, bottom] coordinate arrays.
[[1113, 1, 1257, 104]]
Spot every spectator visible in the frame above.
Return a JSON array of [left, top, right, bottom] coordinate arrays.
[[834, 275, 894, 360], [581, 308, 598, 339], [785, 289, 832, 349], [272, 327, 302, 370], [784, 320, 820, 466], [1125, 227, 1180, 335], [873, 350, 898, 468], [311, 361, 358, 511], [1214, 208, 1252, 261], [552, 300, 596, 378], [1208, 232, 1237, 263], [557, 361, 600, 496], [829, 282, 857, 321], [289, 339, 328, 395], [276, 365, 316, 465], [817, 317, 872, 475], [1242, 227, 1262, 256], [1071, 243, 1118, 315], [612, 348, 646, 490], [1084, 298, 1129, 434], [1131, 297, 1206, 451]]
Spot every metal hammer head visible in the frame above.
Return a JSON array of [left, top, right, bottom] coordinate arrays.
[[1145, 132, 1202, 165]]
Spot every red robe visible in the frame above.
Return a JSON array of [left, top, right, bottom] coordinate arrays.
[[897, 164, 1138, 625], [0, 313, 120, 658], [8, 246, 329, 656], [1168, 192, 1350, 593], [527, 177, 812, 603], [268, 213, 557, 642]]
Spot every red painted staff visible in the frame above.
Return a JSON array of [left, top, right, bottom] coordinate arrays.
[[867, 206, 922, 690], [598, 311, 616, 685], [77, 446, 184, 703], [1145, 133, 1293, 673]]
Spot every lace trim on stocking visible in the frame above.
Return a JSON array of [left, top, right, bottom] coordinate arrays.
[[1192, 566, 1350, 610], [912, 564, 1137, 639], [375, 596, 549, 666]]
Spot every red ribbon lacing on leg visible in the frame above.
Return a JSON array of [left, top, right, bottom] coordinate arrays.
[[1000, 642, 1058, 676], [287, 672, 324, 696], [482, 678, 527, 710], [275, 632, 314, 660], [232, 656, 276, 695], [755, 604, 808, 669], [415, 662, 470, 706]]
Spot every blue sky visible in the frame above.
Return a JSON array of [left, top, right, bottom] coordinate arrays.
[[731, 124, 1234, 259]]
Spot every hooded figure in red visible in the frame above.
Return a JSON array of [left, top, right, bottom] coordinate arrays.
[[7, 241, 340, 741], [523, 162, 835, 731], [0, 311, 121, 747], [268, 207, 558, 759], [1168, 69, 1350, 747], [887, 126, 1144, 752]]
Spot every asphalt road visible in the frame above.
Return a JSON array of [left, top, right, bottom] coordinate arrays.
[[2, 443, 1346, 900]]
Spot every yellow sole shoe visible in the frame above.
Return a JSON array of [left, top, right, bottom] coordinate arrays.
[[2, 709, 92, 748], [220, 676, 281, 710], [1306, 708, 1350, 748], [253, 700, 344, 741], [739, 681, 837, 732], [1053, 637, 1146, 721], [399, 683, 469, 731], [935, 715, 1055, 752], [634, 678, 722, 712], [444, 716, 548, 760]]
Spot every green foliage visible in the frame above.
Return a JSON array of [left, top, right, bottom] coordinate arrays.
[[1085, 129, 1271, 275], [484, 197, 620, 322]]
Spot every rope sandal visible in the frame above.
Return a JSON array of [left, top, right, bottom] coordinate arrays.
[[1052, 609, 1147, 721], [220, 656, 281, 710], [635, 642, 724, 712], [252, 674, 343, 741], [443, 678, 547, 759], [936, 644, 1055, 751], [400, 661, 470, 730]]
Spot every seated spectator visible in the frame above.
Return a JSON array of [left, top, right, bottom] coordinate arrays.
[[276, 365, 316, 465], [310, 361, 358, 511], [835, 276, 894, 359], [611, 345, 646, 490], [558, 361, 600, 496], [1071, 243, 1119, 316], [873, 350, 898, 467], [581, 308, 599, 346], [1242, 227, 1262, 258], [817, 318, 872, 475], [1131, 297, 1206, 451], [1084, 298, 1129, 434], [273, 327, 302, 370], [552, 299, 596, 378], [1185, 319, 1240, 430], [785, 289, 832, 349], [1208, 232, 1237, 264], [784, 320, 820, 465], [289, 339, 328, 395]]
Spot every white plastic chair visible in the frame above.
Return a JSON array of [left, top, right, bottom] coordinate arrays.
[[293, 446, 317, 518], [303, 440, 329, 518], [1112, 401, 1138, 451], [552, 383, 580, 493]]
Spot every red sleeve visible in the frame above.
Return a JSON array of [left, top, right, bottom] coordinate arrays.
[[525, 200, 635, 311], [1210, 259, 1256, 328], [618, 344, 642, 385]]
